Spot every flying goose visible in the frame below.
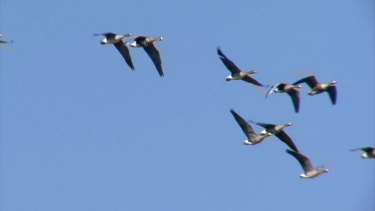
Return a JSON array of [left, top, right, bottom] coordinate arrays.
[[0, 34, 13, 45], [217, 47, 263, 86], [266, 83, 301, 113], [250, 121, 299, 152], [94, 32, 135, 70], [230, 109, 272, 145], [350, 147, 375, 159], [129, 36, 164, 77], [293, 75, 337, 105], [286, 149, 329, 179]]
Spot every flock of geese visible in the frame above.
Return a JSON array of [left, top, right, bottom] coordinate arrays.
[[216, 46, 374, 179], [2, 31, 374, 179], [92, 32, 374, 179]]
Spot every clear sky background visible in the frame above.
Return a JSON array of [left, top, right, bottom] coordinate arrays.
[[1, 0, 374, 210]]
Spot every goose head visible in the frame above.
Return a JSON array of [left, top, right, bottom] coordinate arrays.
[[284, 123, 293, 127], [331, 80, 337, 85], [320, 168, 329, 174], [317, 165, 330, 173]]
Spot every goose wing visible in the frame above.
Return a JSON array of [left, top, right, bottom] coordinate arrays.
[[242, 76, 263, 86], [293, 75, 318, 89], [251, 121, 275, 130], [351, 147, 375, 153], [93, 32, 116, 38], [230, 109, 256, 139], [286, 149, 314, 173], [114, 40, 135, 70], [217, 47, 241, 74], [286, 88, 300, 113], [326, 86, 337, 105], [276, 131, 298, 152], [361, 147, 375, 153], [143, 43, 164, 77]]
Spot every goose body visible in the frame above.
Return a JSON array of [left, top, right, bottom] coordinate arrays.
[[351, 147, 375, 159], [217, 47, 263, 86], [286, 149, 329, 179], [293, 75, 337, 104], [94, 32, 135, 70], [266, 83, 301, 113], [130, 36, 164, 77], [251, 121, 298, 152], [230, 109, 272, 145]]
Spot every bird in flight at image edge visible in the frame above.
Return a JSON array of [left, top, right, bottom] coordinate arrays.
[[350, 147, 375, 159]]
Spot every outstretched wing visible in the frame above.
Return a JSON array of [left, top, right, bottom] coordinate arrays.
[[242, 76, 263, 86], [114, 41, 135, 70], [286, 89, 300, 113], [251, 121, 275, 130], [217, 47, 241, 74], [276, 131, 298, 152], [93, 32, 116, 37], [351, 147, 375, 153], [361, 147, 375, 153], [286, 149, 314, 173], [144, 43, 164, 77], [326, 86, 337, 105], [293, 75, 318, 89], [230, 109, 255, 138]]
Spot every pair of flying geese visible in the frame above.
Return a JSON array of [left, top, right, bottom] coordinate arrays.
[[230, 109, 330, 179], [94, 32, 164, 77], [217, 47, 337, 113], [220, 47, 373, 178]]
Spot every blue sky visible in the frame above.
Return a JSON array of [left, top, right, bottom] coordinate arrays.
[[1, 0, 374, 210]]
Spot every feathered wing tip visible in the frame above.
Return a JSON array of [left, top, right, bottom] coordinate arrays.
[[216, 46, 228, 60]]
